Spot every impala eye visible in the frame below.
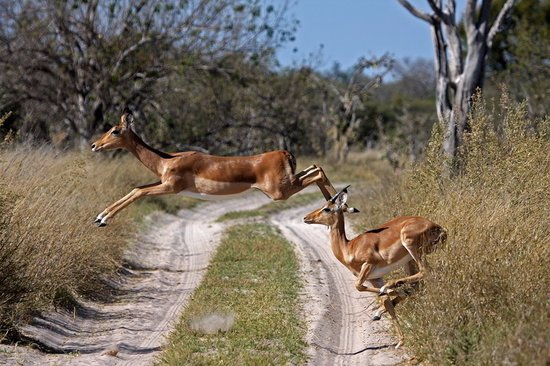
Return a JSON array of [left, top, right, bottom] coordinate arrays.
[[322, 207, 331, 212], [111, 129, 120, 135]]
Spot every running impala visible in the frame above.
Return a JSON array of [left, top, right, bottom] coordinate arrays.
[[91, 109, 353, 226], [303, 186, 446, 348]]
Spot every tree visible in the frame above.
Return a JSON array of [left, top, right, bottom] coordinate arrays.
[[318, 55, 394, 163], [397, 0, 516, 158], [487, 0, 550, 117], [0, 0, 292, 148]]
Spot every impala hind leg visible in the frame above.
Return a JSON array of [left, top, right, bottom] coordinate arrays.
[[380, 237, 428, 295], [366, 279, 404, 348], [291, 165, 336, 200], [370, 264, 416, 321], [372, 294, 405, 321], [369, 278, 393, 321], [285, 166, 359, 213]]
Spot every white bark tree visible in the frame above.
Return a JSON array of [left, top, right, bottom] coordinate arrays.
[[397, 0, 516, 157]]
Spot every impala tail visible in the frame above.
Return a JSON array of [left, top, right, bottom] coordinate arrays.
[[423, 225, 447, 254], [284, 150, 297, 175]]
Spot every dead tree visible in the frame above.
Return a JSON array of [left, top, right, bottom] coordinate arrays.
[[314, 56, 393, 163], [397, 0, 516, 158]]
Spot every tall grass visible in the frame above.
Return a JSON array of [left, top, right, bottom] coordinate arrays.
[[356, 95, 549, 364], [0, 145, 191, 332]]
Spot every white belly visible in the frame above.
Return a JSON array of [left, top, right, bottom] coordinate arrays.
[[367, 254, 412, 279], [178, 189, 252, 201]]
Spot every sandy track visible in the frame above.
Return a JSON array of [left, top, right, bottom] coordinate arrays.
[[271, 203, 410, 365], [0, 191, 409, 365]]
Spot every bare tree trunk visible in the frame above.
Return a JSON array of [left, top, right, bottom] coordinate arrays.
[[398, 0, 516, 158]]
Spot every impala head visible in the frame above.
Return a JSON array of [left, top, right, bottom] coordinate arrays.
[[91, 108, 134, 152], [303, 185, 359, 226]]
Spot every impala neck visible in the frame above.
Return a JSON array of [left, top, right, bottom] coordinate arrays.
[[329, 212, 349, 262], [125, 129, 171, 176]]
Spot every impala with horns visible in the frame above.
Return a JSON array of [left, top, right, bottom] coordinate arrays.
[[91, 108, 355, 227], [303, 186, 446, 348]]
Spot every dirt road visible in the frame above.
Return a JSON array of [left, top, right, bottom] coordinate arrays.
[[0, 192, 409, 365]]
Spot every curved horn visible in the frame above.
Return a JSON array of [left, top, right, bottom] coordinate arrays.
[[330, 185, 351, 203]]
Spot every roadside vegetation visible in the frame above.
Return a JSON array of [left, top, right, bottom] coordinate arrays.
[[0, 145, 193, 333], [158, 223, 306, 365], [355, 95, 550, 365]]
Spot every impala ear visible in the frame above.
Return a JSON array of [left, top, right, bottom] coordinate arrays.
[[344, 207, 360, 214], [120, 108, 134, 130], [126, 113, 134, 128], [334, 189, 349, 209]]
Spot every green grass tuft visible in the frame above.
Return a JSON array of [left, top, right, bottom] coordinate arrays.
[[157, 223, 307, 365]]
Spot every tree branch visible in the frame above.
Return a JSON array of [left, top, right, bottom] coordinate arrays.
[[431, 22, 452, 121], [464, 0, 477, 32], [477, 0, 492, 35], [397, 0, 434, 24], [427, 0, 451, 24], [446, 0, 457, 24], [488, 0, 516, 48], [112, 36, 152, 74]]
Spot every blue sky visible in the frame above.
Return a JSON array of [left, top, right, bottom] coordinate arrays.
[[277, 1, 463, 70]]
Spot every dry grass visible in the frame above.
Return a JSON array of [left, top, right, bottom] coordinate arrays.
[[0, 144, 193, 332], [355, 95, 550, 364]]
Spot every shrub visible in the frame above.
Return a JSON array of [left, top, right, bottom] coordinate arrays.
[[0, 145, 159, 330], [356, 94, 550, 364]]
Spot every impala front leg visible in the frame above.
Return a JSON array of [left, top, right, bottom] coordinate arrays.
[[382, 294, 405, 348], [94, 189, 141, 224], [354, 263, 382, 294], [95, 182, 167, 227]]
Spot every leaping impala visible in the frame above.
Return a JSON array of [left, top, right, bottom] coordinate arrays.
[[303, 186, 446, 348], [91, 109, 353, 227]]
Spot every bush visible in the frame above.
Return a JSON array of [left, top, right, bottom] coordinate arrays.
[[356, 94, 550, 364], [0, 145, 158, 330]]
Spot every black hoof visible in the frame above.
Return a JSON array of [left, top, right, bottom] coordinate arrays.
[[97, 221, 107, 227], [94, 218, 101, 224], [372, 314, 381, 321]]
